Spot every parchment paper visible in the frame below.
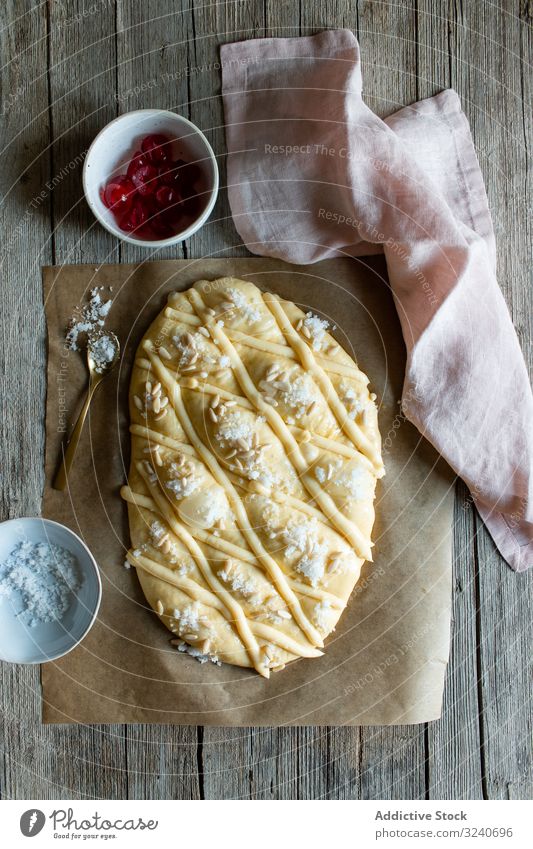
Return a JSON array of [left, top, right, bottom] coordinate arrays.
[[41, 257, 454, 725]]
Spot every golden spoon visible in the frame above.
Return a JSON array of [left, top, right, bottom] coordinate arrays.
[[54, 329, 120, 491]]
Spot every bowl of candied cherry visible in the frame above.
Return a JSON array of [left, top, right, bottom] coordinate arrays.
[[83, 109, 219, 247]]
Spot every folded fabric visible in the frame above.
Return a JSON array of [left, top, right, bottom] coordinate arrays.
[[221, 29, 533, 572]]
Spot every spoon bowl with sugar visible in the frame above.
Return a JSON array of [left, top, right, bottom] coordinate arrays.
[[53, 329, 120, 491]]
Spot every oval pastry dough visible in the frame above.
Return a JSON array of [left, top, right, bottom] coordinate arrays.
[[122, 278, 384, 678]]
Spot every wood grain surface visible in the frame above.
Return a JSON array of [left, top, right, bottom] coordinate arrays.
[[0, 0, 531, 800]]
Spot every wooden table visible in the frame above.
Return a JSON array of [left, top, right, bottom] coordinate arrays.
[[1, 0, 531, 800]]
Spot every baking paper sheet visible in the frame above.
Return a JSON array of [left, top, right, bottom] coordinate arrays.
[[41, 257, 454, 725]]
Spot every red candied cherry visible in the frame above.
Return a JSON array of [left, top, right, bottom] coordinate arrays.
[[158, 159, 184, 187], [119, 198, 149, 233], [181, 194, 204, 220], [129, 163, 159, 197], [102, 175, 135, 212], [155, 185, 181, 209], [141, 133, 172, 165], [150, 208, 176, 239], [126, 150, 148, 179]]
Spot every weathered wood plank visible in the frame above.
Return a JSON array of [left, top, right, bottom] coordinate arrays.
[[415, 2, 484, 800], [47, 0, 119, 264], [451, 0, 532, 801], [0, 0, 53, 800], [123, 725, 201, 800]]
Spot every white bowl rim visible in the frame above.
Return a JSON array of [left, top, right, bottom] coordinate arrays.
[[82, 108, 219, 248], [0, 516, 103, 665]]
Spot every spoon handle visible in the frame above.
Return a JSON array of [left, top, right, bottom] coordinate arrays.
[[53, 377, 101, 491]]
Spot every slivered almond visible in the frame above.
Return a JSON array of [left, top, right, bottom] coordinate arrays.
[[198, 326, 210, 337], [184, 332, 195, 345], [183, 633, 198, 641], [158, 346, 172, 359], [201, 639, 212, 654], [302, 325, 311, 339], [276, 609, 291, 620], [205, 307, 216, 316], [133, 395, 143, 410], [156, 599, 164, 615], [237, 438, 249, 451], [189, 352, 199, 364], [225, 400, 237, 407], [146, 381, 152, 393], [156, 533, 169, 548], [161, 539, 171, 554], [225, 449, 237, 459], [208, 408, 218, 423], [235, 458, 244, 471], [211, 394, 220, 408], [153, 396, 161, 413], [295, 319, 303, 331], [160, 396, 169, 408], [152, 382, 161, 395]]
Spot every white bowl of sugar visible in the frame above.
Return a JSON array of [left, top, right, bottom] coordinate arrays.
[[0, 517, 101, 664]]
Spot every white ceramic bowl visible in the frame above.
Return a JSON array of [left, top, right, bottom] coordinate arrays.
[[83, 108, 219, 248], [0, 517, 102, 664]]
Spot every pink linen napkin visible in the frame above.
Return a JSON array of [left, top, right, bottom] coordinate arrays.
[[221, 29, 533, 572]]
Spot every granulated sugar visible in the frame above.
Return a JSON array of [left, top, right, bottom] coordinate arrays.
[[0, 540, 83, 627], [88, 333, 117, 373], [66, 287, 113, 351]]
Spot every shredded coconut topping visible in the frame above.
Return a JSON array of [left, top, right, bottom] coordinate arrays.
[[0, 540, 83, 627]]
